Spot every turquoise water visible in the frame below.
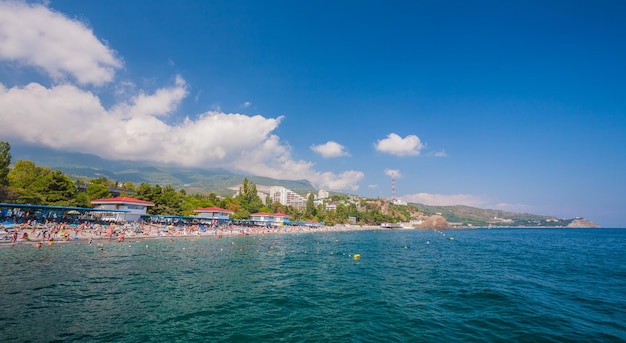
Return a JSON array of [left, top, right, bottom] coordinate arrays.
[[1, 228, 625, 342]]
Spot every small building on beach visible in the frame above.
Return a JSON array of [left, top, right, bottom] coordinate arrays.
[[250, 212, 290, 227], [193, 207, 234, 225], [91, 197, 154, 222]]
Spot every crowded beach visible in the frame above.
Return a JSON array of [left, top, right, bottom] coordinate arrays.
[[1, 219, 379, 247]]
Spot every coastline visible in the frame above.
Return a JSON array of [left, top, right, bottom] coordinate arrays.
[[0, 223, 384, 246]]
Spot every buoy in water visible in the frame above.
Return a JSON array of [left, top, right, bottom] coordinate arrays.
[[449, 237, 454, 240], [353, 254, 361, 260]]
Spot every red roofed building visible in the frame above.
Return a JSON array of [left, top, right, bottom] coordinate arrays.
[[91, 197, 155, 222], [193, 207, 234, 224], [250, 212, 290, 226]]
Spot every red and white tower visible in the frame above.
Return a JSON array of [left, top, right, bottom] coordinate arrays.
[[391, 172, 396, 201]]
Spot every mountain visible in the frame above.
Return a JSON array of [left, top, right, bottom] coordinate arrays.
[[410, 203, 600, 228], [9, 145, 316, 196]]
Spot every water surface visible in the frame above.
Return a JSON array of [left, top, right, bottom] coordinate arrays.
[[1, 228, 625, 342]]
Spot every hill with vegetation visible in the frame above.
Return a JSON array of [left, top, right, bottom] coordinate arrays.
[[9, 145, 316, 196], [410, 203, 599, 228]]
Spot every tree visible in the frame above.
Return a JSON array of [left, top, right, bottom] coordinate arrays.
[[157, 185, 182, 215], [8, 160, 50, 204], [135, 183, 152, 200], [179, 193, 215, 216], [0, 141, 10, 187], [74, 192, 91, 208], [121, 181, 135, 191], [87, 183, 111, 200], [7, 160, 40, 189], [42, 170, 78, 205], [207, 192, 220, 205], [305, 193, 316, 219], [0, 141, 10, 201], [235, 178, 263, 216]]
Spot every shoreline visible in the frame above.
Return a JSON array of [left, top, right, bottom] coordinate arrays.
[[0, 223, 385, 246]]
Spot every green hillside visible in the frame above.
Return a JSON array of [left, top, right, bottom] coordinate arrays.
[[411, 203, 573, 227]]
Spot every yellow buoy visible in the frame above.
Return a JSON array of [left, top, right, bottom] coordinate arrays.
[[353, 254, 361, 260]]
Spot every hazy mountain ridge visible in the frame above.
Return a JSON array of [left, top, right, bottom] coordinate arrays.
[[10, 145, 316, 196]]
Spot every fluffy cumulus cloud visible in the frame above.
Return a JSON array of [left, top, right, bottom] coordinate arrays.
[[0, 2, 365, 192], [0, 1, 122, 86], [310, 141, 349, 158], [234, 136, 364, 190], [401, 193, 488, 207], [375, 133, 424, 156]]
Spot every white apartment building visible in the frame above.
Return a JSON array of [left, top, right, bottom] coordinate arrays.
[[268, 186, 307, 209]]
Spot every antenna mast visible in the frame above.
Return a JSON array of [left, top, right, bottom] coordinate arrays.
[[391, 172, 396, 201]]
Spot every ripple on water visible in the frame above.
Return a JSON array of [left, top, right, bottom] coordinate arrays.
[[1, 229, 625, 342]]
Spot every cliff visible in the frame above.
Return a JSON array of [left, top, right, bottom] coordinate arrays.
[[417, 215, 449, 229], [566, 219, 601, 228]]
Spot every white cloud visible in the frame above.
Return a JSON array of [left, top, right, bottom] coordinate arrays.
[[235, 136, 363, 190], [0, 2, 366, 192], [384, 169, 400, 178], [112, 75, 187, 118], [241, 101, 252, 108], [401, 193, 488, 207], [0, 79, 365, 190], [0, 1, 122, 86], [311, 141, 349, 158], [433, 149, 447, 157], [375, 133, 424, 156]]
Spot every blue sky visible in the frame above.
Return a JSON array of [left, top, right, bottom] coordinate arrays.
[[0, 1, 624, 226]]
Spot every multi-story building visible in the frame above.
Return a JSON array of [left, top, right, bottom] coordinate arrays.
[[268, 186, 307, 210]]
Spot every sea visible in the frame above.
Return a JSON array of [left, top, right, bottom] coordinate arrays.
[[1, 228, 625, 342]]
